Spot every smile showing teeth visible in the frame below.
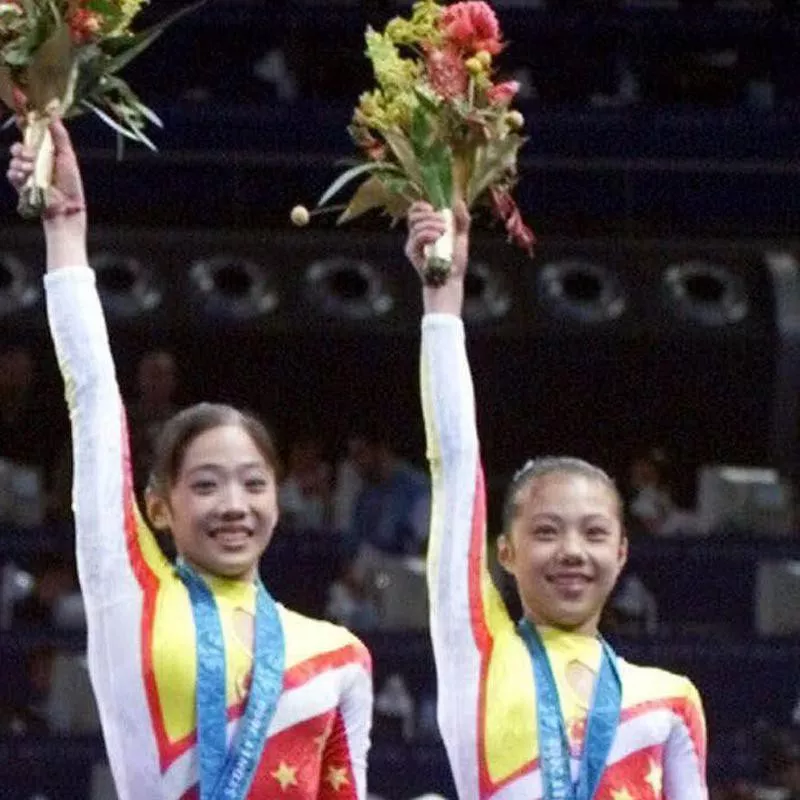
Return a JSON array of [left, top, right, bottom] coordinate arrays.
[[547, 574, 591, 594], [212, 529, 252, 547]]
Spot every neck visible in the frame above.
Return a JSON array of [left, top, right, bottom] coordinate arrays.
[[180, 555, 257, 585], [523, 607, 600, 638]]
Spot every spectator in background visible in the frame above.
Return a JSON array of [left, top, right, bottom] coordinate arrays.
[[0, 346, 38, 464], [626, 446, 675, 535], [347, 430, 430, 559], [278, 436, 332, 530], [627, 446, 701, 536], [327, 431, 429, 631], [0, 644, 54, 735], [13, 552, 84, 630], [762, 733, 800, 799], [127, 350, 179, 496], [0, 346, 66, 525], [333, 436, 365, 535]]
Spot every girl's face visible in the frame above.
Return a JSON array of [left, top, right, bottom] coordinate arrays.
[[498, 472, 627, 636], [147, 424, 278, 582]]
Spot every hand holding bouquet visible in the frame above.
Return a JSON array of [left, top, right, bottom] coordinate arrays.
[[294, 0, 535, 286], [0, 0, 200, 218]]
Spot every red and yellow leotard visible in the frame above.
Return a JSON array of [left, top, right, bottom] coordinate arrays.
[[420, 313, 707, 799], [46, 266, 372, 799]]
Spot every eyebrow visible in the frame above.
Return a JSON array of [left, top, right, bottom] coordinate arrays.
[[529, 512, 614, 524], [185, 462, 268, 475], [529, 513, 562, 523]]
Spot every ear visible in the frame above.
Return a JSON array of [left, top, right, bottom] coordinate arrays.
[[145, 487, 172, 533], [617, 532, 629, 572], [496, 533, 516, 576]]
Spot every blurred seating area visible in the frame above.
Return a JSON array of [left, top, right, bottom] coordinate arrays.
[[2, 521, 800, 797]]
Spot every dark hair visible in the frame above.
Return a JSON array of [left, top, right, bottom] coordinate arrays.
[[501, 456, 623, 534], [147, 402, 280, 496]]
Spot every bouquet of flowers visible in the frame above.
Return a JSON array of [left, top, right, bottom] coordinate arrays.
[[0, 0, 201, 217], [292, 0, 535, 286]]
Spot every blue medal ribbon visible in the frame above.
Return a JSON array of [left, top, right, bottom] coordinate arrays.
[[518, 619, 621, 800], [176, 559, 286, 800]]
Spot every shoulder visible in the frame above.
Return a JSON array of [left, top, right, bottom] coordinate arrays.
[[618, 658, 704, 721], [278, 605, 372, 672]]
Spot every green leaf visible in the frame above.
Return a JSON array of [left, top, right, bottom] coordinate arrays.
[[104, 0, 207, 76], [467, 134, 526, 205], [317, 161, 400, 207], [432, 142, 453, 208], [413, 86, 441, 116], [60, 45, 103, 113], [0, 67, 15, 112], [3, 36, 37, 66], [45, 0, 60, 26], [382, 173, 416, 197], [99, 33, 136, 59], [82, 99, 143, 141], [409, 104, 431, 160], [382, 128, 424, 188], [132, 98, 163, 128], [85, 0, 122, 21], [337, 175, 391, 224], [19, 0, 36, 20], [26, 24, 74, 110], [131, 122, 157, 150], [416, 139, 453, 210]]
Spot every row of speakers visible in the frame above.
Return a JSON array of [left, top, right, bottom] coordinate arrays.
[[2, 226, 795, 332]]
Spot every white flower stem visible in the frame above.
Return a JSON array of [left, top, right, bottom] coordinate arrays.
[[17, 112, 54, 219], [423, 207, 454, 284]]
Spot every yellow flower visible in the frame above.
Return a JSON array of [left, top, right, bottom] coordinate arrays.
[[384, 0, 443, 47], [107, 0, 148, 35], [355, 88, 416, 133], [358, 90, 382, 119], [506, 110, 525, 130], [476, 50, 493, 69], [465, 56, 484, 75], [385, 91, 417, 128], [384, 18, 418, 45], [365, 27, 421, 93]]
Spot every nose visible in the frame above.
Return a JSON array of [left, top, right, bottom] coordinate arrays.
[[557, 528, 586, 562], [219, 480, 248, 518]]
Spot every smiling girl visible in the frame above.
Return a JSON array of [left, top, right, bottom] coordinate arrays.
[[7, 121, 372, 800], [405, 201, 708, 800]]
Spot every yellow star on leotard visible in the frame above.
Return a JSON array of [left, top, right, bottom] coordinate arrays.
[[646, 759, 663, 795], [325, 765, 350, 791], [271, 761, 298, 791], [611, 788, 635, 800]]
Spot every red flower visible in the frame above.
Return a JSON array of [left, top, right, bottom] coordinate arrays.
[[440, 1, 503, 56], [68, 8, 101, 43], [487, 80, 519, 106], [360, 131, 387, 161], [489, 186, 536, 256], [11, 86, 28, 115], [426, 47, 469, 100]]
